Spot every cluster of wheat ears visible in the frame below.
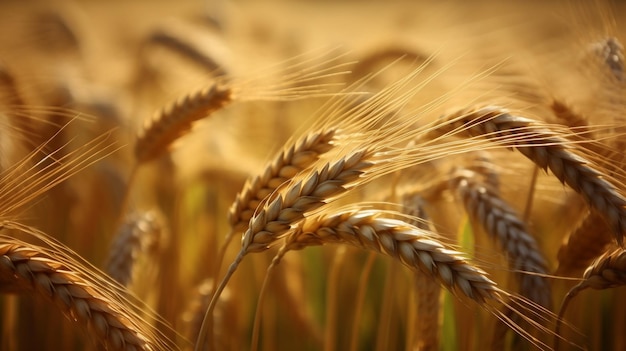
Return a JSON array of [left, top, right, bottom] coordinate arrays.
[[1, 1, 626, 350]]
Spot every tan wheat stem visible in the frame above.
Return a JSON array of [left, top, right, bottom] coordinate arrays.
[[433, 105, 626, 246], [324, 246, 346, 351]]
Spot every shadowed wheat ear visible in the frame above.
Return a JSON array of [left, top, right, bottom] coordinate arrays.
[[450, 168, 552, 309], [0, 224, 176, 351], [556, 211, 613, 275], [555, 246, 626, 350], [105, 211, 164, 287], [430, 105, 626, 246], [269, 207, 557, 350]]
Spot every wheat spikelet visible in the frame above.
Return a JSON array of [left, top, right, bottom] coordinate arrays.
[[0, 233, 173, 351], [451, 169, 552, 309], [432, 105, 626, 246], [105, 211, 164, 287]]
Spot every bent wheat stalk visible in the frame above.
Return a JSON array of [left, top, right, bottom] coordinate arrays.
[[432, 105, 626, 246]]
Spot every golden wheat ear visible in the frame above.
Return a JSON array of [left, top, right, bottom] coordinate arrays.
[[105, 211, 164, 287], [272, 207, 562, 350], [450, 168, 552, 310], [0, 224, 178, 351]]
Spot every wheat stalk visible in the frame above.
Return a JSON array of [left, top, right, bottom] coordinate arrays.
[[432, 105, 626, 246]]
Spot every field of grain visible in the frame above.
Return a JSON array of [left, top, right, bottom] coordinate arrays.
[[0, 1, 625, 350]]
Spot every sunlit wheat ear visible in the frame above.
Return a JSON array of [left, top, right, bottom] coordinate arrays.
[[555, 246, 626, 350], [431, 105, 626, 246], [134, 52, 353, 164], [0, 225, 177, 351], [271, 208, 558, 350], [556, 211, 613, 275], [401, 194, 441, 351], [451, 168, 552, 309], [105, 211, 164, 287]]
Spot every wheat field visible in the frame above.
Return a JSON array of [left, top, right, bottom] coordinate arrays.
[[0, 1, 625, 350]]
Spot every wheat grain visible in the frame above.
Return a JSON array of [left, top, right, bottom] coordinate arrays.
[[432, 105, 626, 246]]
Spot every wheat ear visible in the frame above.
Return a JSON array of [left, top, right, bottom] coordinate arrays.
[[105, 211, 163, 287], [433, 105, 626, 246], [134, 83, 232, 163], [451, 169, 552, 309], [556, 211, 613, 275], [0, 237, 170, 351], [555, 247, 626, 350]]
